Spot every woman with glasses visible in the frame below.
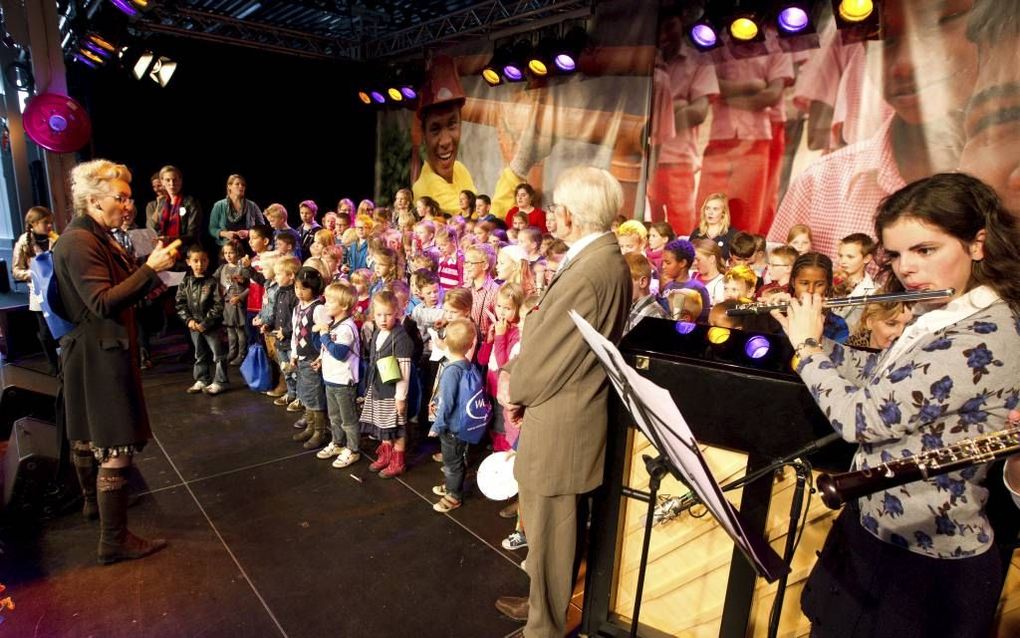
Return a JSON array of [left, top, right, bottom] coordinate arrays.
[[53, 159, 178, 565]]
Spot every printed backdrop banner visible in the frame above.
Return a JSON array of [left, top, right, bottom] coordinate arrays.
[[377, 0, 659, 220], [649, 0, 1018, 256]]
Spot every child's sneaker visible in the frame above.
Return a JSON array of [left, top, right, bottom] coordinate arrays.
[[331, 448, 361, 468], [273, 394, 291, 406], [186, 381, 207, 394], [316, 442, 343, 459], [286, 398, 303, 412], [432, 484, 448, 496], [501, 530, 528, 551], [433, 494, 461, 513], [204, 383, 225, 395]]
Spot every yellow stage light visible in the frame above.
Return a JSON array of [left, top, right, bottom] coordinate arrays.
[[730, 17, 759, 41], [839, 0, 874, 22], [707, 327, 731, 345]]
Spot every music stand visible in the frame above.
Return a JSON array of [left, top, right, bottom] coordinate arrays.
[[569, 312, 788, 637]]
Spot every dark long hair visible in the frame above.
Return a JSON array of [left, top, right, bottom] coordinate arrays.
[[874, 173, 1020, 316], [787, 252, 834, 296]]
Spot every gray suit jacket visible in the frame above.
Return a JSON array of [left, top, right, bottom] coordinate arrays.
[[508, 232, 631, 496]]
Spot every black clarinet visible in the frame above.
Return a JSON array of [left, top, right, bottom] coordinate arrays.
[[816, 427, 1020, 509]]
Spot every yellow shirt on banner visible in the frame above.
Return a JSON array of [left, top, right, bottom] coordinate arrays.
[[413, 160, 521, 220]]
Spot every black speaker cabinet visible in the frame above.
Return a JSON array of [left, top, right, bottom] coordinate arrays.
[[0, 364, 58, 440], [2, 417, 59, 517]]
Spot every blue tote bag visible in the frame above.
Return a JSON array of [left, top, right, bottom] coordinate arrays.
[[240, 343, 273, 392]]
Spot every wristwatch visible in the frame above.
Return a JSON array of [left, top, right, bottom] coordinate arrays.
[[794, 337, 821, 356]]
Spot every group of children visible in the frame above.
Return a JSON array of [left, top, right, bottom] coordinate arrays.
[[166, 187, 905, 558], [617, 192, 895, 349]]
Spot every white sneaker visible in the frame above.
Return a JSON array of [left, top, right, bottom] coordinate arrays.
[[187, 381, 207, 394], [331, 449, 361, 468], [501, 530, 528, 551], [316, 442, 343, 459], [204, 382, 225, 395]]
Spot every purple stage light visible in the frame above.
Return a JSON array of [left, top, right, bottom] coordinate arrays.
[[110, 0, 139, 16], [744, 335, 771, 360], [84, 41, 111, 58], [554, 54, 576, 72], [400, 86, 417, 100], [503, 64, 524, 81], [690, 24, 718, 48], [778, 7, 810, 33], [370, 91, 386, 104], [675, 321, 697, 335], [74, 54, 98, 69]]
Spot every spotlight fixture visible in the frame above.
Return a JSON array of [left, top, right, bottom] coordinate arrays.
[[831, 0, 881, 42], [387, 87, 403, 102], [357, 91, 371, 105], [110, 0, 148, 16], [777, 3, 812, 35], [482, 44, 512, 86], [728, 13, 764, 42], [370, 90, 386, 104], [132, 51, 154, 80], [148, 56, 177, 87], [688, 19, 721, 52], [743, 335, 771, 360], [73, 53, 99, 69], [552, 25, 586, 72], [837, 0, 874, 22], [707, 327, 731, 345], [502, 41, 532, 82]]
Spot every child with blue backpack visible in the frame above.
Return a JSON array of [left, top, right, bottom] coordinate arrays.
[[429, 318, 490, 513]]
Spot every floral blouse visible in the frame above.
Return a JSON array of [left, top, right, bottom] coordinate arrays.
[[797, 286, 1020, 559]]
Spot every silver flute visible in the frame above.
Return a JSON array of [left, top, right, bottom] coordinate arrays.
[[726, 288, 956, 316]]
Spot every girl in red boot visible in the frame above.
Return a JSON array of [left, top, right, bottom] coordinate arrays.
[[361, 290, 415, 478]]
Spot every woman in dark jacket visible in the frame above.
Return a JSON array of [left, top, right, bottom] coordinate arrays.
[[53, 159, 177, 565]]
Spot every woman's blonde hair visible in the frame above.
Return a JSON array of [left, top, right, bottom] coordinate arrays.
[[70, 159, 132, 215], [698, 193, 731, 236]]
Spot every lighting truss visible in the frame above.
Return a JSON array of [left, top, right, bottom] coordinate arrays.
[[362, 0, 592, 60], [138, 5, 361, 60]]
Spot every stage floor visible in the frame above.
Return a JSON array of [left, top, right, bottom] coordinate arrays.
[[0, 348, 578, 637]]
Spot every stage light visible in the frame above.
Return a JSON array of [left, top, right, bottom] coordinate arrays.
[[482, 67, 502, 86], [688, 21, 720, 51], [132, 51, 154, 80], [838, 0, 873, 22], [675, 321, 697, 335], [370, 91, 386, 104], [730, 16, 762, 41], [148, 56, 177, 87], [503, 63, 524, 82], [73, 53, 99, 69], [111, 0, 139, 16], [357, 91, 371, 104], [387, 87, 403, 101], [777, 6, 811, 34], [82, 42, 110, 60], [528, 57, 548, 77], [707, 327, 731, 345], [400, 86, 417, 100], [87, 34, 116, 56], [744, 335, 771, 360], [503, 41, 532, 82], [552, 25, 586, 73]]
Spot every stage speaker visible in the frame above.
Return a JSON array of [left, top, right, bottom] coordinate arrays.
[[2, 417, 59, 516], [0, 364, 58, 440]]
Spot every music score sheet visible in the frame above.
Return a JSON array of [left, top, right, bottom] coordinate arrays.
[[568, 311, 787, 581]]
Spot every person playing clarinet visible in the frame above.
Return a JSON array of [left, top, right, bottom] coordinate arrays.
[[772, 173, 1020, 637]]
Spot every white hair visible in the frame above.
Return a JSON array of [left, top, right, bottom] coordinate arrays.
[[552, 166, 622, 233]]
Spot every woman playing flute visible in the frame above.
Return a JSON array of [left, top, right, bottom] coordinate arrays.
[[772, 173, 1020, 637]]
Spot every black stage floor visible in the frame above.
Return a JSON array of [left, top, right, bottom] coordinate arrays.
[[0, 348, 575, 637]]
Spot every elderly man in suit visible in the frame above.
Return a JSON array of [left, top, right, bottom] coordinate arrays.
[[495, 166, 631, 637]]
